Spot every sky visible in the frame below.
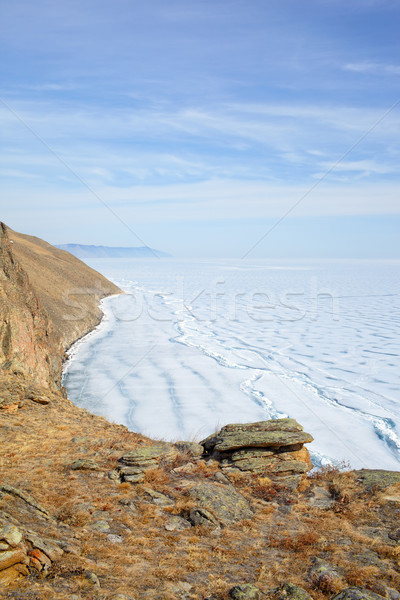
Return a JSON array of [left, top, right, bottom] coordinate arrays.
[[0, 0, 399, 258]]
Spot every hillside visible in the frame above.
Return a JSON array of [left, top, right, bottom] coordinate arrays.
[[0, 224, 120, 388], [56, 244, 170, 259], [0, 224, 399, 600]]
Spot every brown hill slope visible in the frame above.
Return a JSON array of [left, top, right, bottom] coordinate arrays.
[[0, 223, 120, 389], [7, 224, 121, 352]]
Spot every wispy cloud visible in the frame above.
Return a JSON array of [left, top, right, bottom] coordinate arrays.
[[1, 0, 400, 255], [344, 62, 400, 76]]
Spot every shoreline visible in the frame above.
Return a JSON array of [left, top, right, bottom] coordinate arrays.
[[62, 292, 123, 381]]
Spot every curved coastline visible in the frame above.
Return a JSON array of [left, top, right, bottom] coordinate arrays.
[[62, 293, 123, 378]]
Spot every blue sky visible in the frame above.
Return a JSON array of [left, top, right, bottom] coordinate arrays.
[[1, 0, 399, 257]]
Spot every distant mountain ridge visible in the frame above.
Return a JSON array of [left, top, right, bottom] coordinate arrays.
[[56, 243, 170, 259]]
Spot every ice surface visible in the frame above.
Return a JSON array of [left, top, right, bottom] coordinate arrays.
[[63, 258, 400, 469]]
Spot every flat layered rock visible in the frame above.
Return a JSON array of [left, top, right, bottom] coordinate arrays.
[[202, 419, 313, 453], [118, 444, 179, 483], [225, 447, 312, 474], [118, 444, 178, 468], [355, 469, 400, 491]]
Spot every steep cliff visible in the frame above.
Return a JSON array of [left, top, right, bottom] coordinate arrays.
[[0, 223, 120, 389]]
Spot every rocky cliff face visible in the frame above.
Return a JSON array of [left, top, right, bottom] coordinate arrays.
[[0, 223, 59, 388], [0, 223, 120, 390]]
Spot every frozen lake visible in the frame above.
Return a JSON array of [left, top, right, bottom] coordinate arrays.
[[63, 258, 400, 470]]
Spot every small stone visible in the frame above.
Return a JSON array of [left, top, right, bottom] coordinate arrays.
[[57, 540, 80, 555], [85, 571, 100, 587], [108, 470, 121, 481], [124, 473, 145, 484], [119, 498, 137, 510], [230, 584, 260, 599], [389, 528, 400, 542], [90, 520, 110, 533], [171, 581, 193, 598], [28, 548, 52, 570], [308, 558, 342, 590], [30, 396, 50, 405], [0, 524, 22, 547], [71, 436, 88, 444], [107, 534, 123, 544], [143, 487, 174, 507], [214, 472, 231, 485], [164, 516, 191, 532], [69, 458, 100, 471]]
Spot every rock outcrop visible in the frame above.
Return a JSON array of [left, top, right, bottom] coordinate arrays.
[[118, 444, 179, 483], [0, 518, 63, 585], [201, 418, 313, 486]]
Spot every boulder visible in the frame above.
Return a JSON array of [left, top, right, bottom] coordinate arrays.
[[69, 458, 100, 471], [230, 584, 260, 599], [276, 583, 312, 600], [355, 470, 400, 491], [308, 557, 342, 591], [201, 419, 313, 484], [332, 588, 386, 600], [202, 419, 313, 452], [188, 482, 253, 526], [118, 444, 178, 483], [164, 516, 192, 532]]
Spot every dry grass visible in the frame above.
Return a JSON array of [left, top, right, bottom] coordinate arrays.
[[1, 373, 400, 600]]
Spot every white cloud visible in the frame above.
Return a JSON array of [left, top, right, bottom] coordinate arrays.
[[344, 62, 400, 76]]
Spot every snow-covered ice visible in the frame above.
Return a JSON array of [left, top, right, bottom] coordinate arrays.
[[63, 258, 400, 470]]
